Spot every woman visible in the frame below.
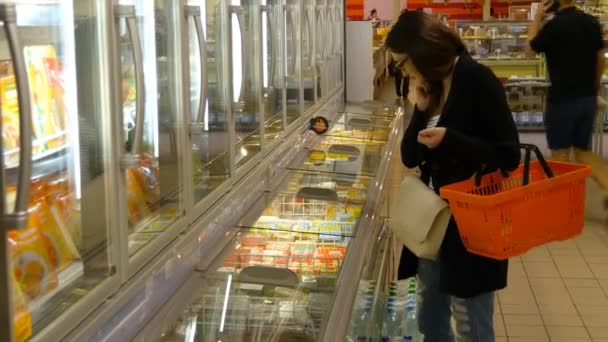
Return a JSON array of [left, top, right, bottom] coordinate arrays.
[[386, 11, 520, 342]]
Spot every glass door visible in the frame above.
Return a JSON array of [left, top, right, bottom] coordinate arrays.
[[261, 0, 285, 144], [230, 0, 262, 168], [315, 0, 327, 99], [114, 0, 185, 263], [0, 1, 118, 340], [185, 1, 231, 205], [302, 0, 315, 109], [284, 0, 301, 125]]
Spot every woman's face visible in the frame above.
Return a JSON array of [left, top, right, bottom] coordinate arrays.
[[392, 53, 425, 85]]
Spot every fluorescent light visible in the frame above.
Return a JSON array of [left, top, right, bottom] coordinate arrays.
[[219, 273, 233, 333], [262, 12, 269, 87], [231, 14, 242, 103]]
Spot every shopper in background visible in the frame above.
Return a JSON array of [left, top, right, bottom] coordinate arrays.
[[367, 8, 378, 20], [387, 11, 520, 342], [528, 0, 608, 204]]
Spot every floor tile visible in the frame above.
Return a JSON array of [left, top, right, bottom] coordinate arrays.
[[588, 327, 608, 339], [505, 325, 548, 338], [556, 259, 595, 278], [502, 314, 543, 326], [546, 326, 590, 339], [590, 263, 608, 279], [570, 287, 608, 306], [576, 305, 608, 315], [541, 313, 584, 327], [507, 338, 549, 342], [538, 302, 578, 315], [564, 278, 601, 289], [581, 312, 608, 327], [523, 261, 560, 278], [500, 303, 539, 315]]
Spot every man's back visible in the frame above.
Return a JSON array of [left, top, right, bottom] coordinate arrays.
[[530, 7, 604, 103]]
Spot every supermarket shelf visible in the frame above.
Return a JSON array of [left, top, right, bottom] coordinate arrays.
[[6, 146, 69, 184]]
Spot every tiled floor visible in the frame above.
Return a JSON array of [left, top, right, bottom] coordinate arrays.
[[494, 220, 608, 342]]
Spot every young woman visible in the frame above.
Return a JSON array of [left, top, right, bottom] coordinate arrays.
[[386, 11, 521, 342]]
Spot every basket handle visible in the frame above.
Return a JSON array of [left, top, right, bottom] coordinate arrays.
[[474, 144, 554, 187]]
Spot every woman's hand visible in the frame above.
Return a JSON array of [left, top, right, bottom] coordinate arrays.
[[408, 76, 431, 111], [417, 127, 447, 149]]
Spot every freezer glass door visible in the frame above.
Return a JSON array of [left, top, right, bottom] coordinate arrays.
[[315, 0, 326, 99], [1, 1, 116, 339], [261, 0, 285, 144], [302, 0, 315, 108], [116, 0, 185, 257], [186, 1, 231, 204], [284, 0, 301, 124], [230, 0, 262, 168]]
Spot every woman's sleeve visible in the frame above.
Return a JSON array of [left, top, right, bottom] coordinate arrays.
[[436, 68, 520, 171], [401, 106, 428, 168]]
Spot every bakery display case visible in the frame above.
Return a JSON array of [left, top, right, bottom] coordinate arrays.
[[455, 20, 545, 78], [132, 107, 404, 342]]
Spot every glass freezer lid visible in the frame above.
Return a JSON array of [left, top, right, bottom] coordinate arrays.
[[288, 137, 387, 177], [238, 188, 364, 240], [336, 101, 400, 118], [162, 261, 340, 342], [326, 112, 393, 142], [282, 170, 371, 203]]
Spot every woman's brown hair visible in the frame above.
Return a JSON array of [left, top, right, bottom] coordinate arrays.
[[386, 11, 464, 82]]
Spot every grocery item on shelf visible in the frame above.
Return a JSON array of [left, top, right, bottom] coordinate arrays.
[[24, 45, 67, 150], [8, 211, 59, 302], [1, 74, 21, 165], [11, 270, 32, 342]]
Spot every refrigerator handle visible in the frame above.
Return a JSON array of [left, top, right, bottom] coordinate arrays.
[[0, 4, 33, 229], [116, 5, 145, 168], [264, 9, 275, 90], [0, 5, 32, 342], [186, 6, 208, 135]]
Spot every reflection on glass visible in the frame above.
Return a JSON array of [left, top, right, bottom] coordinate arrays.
[[231, 3, 262, 168], [284, 0, 300, 124], [315, 0, 326, 99], [262, 0, 285, 144], [119, 0, 184, 256], [2, 1, 113, 337], [188, 0, 231, 204]]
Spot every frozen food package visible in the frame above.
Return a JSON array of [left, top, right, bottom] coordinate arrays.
[[9, 207, 59, 302], [241, 234, 267, 247], [32, 198, 78, 271], [126, 167, 152, 225], [289, 241, 315, 261], [238, 246, 264, 266], [10, 271, 32, 342], [1, 75, 21, 164], [24, 45, 66, 150]]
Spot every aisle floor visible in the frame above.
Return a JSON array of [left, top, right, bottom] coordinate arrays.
[[493, 221, 608, 342]]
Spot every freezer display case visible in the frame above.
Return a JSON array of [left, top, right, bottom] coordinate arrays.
[[454, 20, 545, 78], [0, 1, 118, 341], [0, 0, 346, 340], [133, 108, 403, 342]]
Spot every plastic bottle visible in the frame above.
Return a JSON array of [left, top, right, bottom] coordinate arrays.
[[403, 302, 418, 342], [381, 303, 403, 342], [351, 301, 373, 341]]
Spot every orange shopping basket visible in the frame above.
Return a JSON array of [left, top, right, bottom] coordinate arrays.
[[440, 144, 592, 260]]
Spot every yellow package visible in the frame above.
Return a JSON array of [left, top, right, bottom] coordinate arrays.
[[10, 271, 32, 342], [33, 198, 77, 271], [126, 168, 151, 225], [24, 45, 66, 149], [9, 207, 59, 302]]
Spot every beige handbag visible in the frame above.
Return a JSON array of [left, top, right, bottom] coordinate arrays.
[[388, 175, 452, 260]]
